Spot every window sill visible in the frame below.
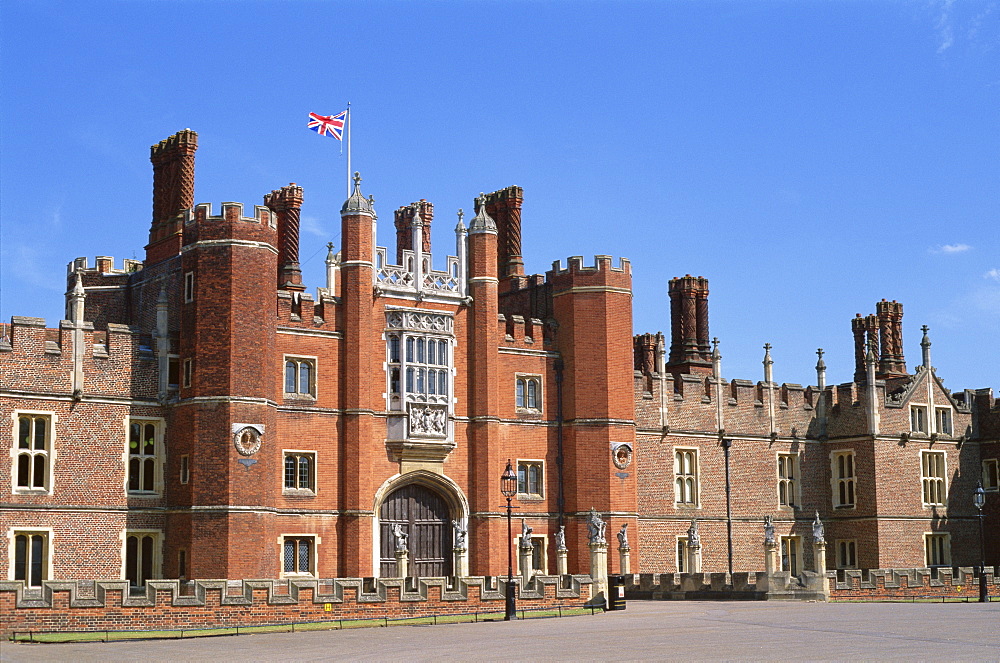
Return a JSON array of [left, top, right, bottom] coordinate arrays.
[[833, 504, 857, 510], [283, 393, 316, 401], [517, 494, 544, 502], [283, 489, 317, 497], [127, 491, 161, 497], [12, 488, 52, 495]]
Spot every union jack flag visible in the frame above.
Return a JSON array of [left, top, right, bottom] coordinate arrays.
[[307, 111, 347, 139]]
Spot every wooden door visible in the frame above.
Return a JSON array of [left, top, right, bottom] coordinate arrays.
[[379, 484, 452, 577]]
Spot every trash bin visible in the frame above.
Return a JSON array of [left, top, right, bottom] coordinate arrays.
[[608, 574, 626, 610]]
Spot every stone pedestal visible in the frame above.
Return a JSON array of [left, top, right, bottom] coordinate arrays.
[[453, 547, 468, 578], [764, 541, 777, 576], [619, 547, 631, 575], [519, 542, 534, 582], [395, 549, 409, 579], [556, 548, 568, 576], [687, 544, 702, 574], [813, 541, 829, 598], [589, 542, 609, 607]]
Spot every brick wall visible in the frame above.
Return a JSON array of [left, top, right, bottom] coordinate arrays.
[[0, 575, 592, 638]]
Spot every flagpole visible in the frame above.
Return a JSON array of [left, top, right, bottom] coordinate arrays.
[[346, 102, 352, 198]]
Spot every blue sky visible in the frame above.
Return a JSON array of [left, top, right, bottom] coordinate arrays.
[[1, 0, 997, 392]]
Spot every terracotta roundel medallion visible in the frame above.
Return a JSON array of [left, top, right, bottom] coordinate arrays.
[[612, 443, 633, 470], [234, 426, 263, 457]]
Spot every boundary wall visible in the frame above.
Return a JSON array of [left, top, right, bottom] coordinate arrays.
[[624, 566, 997, 602], [0, 575, 592, 639]]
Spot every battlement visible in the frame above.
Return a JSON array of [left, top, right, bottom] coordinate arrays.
[[181, 202, 278, 246], [497, 313, 549, 347], [549, 255, 631, 276], [67, 256, 144, 276]]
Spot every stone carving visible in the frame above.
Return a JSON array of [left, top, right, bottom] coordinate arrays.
[[764, 515, 775, 545], [555, 525, 567, 551], [687, 519, 700, 548], [409, 405, 447, 436], [812, 511, 825, 544], [617, 523, 629, 550], [587, 509, 607, 545], [385, 310, 453, 332], [452, 519, 467, 550], [391, 523, 408, 552], [520, 519, 534, 549]]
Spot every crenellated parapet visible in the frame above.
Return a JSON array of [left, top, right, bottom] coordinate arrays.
[[496, 313, 550, 347], [181, 202, 278, 247], [547, 255, 632, 295]]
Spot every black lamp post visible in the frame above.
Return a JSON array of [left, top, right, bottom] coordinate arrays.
[[501, 459, 518, 620], [974, 481, 987, 603]]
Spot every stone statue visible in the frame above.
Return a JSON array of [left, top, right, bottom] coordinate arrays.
[[452, 519, 467, 550], [812, 511, 825, 544], [687, 519, 700, 547], [555, 525, 567, 551], [521, 519, 533, 548], [617, 523, 629, 549], [391, 523, 408, 552], [587, 509, 607, 545], [764, 515, 775, 545]]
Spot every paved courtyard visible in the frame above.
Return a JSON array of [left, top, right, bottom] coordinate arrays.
[[3, 600, 998, 661]]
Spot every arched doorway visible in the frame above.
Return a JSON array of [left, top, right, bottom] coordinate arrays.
[[379, 483, 452, 577]]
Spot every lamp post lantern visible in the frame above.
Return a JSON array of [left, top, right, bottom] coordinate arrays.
[[974, 481, 987, 603], [501, 459, 518, 620]]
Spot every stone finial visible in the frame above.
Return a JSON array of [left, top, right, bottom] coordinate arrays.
[[468, 194, 497, 234], [816, 348, 827, 390], [764, 515, 775, 545], [520, 519, 533, 549], [326, 242, 336, 263], [763, 343, 774, 384], [341, 171, 374, 216], [455, 209, 466, 233], [920, 324, 931, 368]]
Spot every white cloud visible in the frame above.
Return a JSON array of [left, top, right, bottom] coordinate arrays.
[[300, 215, 330, 239], [935, 0, 956, 53], [930, 243, 971, 254], [985, 268, 1000, 281]]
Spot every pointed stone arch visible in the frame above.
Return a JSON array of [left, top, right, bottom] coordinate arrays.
[[371, 471, 469, 577]]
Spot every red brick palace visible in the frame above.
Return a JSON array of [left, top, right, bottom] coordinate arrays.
[[2, 129, 997, 588]]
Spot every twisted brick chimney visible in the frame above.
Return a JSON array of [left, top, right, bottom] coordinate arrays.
[[666, 275, 712, 374], [394, 200, 433, 264], [148, 129, 197, 263], [264, 183, 305, 290], [852, 300, 907, 383], [484, 186, 524, 279]]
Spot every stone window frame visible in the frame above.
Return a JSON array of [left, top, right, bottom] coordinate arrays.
[[179, 454, 190, 485], [780, 535, 801, 575], [515, 374, 542, 413], [11, 410, 57, 495], [831, 450, 857, 510], [923, 532, 951, 567], [676, 535, 689, 573], [183, 271, 194, 303], [920, 450, 947, 507], [983, 458, 999, 492], [673, 447, 700, 507], [910, 404, 928, 434], [177, 548, 188, 580], [934, 407, 953, 436], [283, 355, 317, 399], [125, 417, 165, 496], [123, 529, 162, 588], [776, 452, 799, 509], [283, 450, 317, 495], [279, 534, 319, 578], [182, 358, 193, 388], [835, 539, 858, 569], [519, 534, 548, 574], [516, 459, 544, 500], [7, 527, 53, 587]]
